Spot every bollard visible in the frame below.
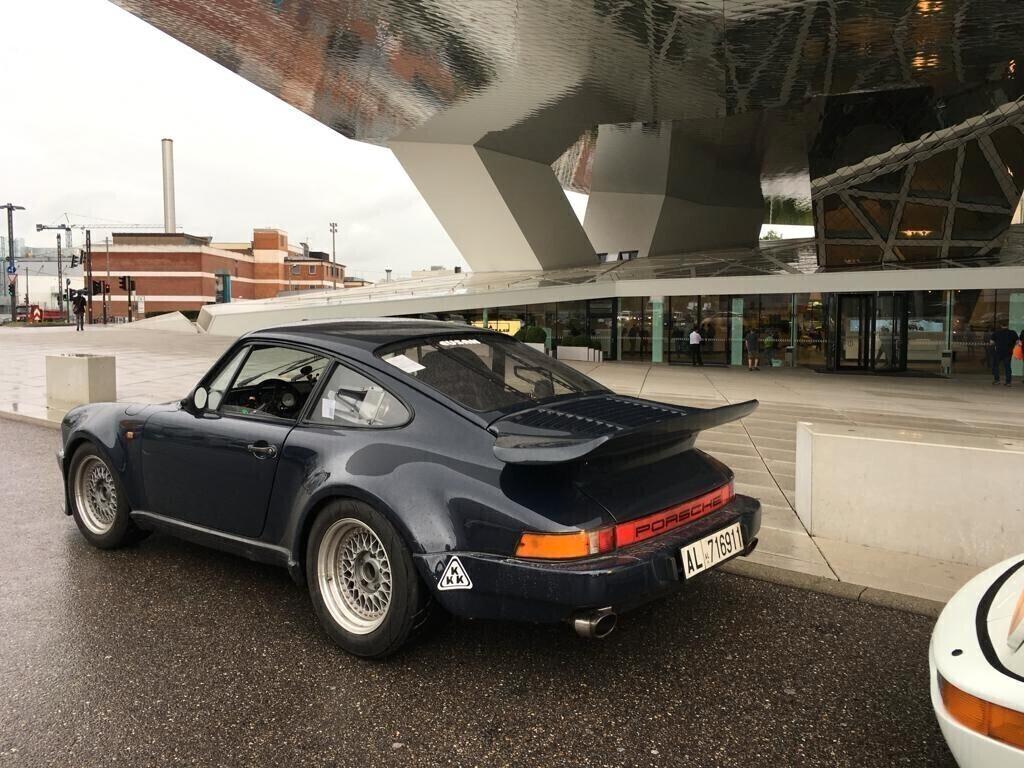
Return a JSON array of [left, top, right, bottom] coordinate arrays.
[[45, 354, 117, 412]]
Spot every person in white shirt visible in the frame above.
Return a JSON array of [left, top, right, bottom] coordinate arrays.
[[688, 328, 703, 366]]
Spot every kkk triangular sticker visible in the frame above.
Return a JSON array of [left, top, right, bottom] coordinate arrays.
[[437, 556, 472, 590]]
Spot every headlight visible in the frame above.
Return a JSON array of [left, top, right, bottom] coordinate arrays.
[[1009, 588, 1024, 652]]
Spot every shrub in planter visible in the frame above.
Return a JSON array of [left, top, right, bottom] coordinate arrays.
[[515, 326, 547, 344]]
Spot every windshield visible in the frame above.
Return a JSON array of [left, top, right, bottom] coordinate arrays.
[[377, 334, 607, 412]]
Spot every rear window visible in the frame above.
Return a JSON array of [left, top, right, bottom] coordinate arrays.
[[378, 334, 606, 412]]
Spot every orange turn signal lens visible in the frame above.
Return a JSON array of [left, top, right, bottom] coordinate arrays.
[[515, 527, 616, 560], [941, 676, 1024, 749]]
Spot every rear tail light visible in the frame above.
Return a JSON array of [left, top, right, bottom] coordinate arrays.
[[940, 676, 1024, 749], [515, 481, 735, 560], [1009, 589, 1024, 651], [614, 481, 734, 547], [515, 527, 616, 560]]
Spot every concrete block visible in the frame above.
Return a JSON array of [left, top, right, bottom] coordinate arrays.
[[46, 354, 116, 411], [796, 422, 1024, 567]]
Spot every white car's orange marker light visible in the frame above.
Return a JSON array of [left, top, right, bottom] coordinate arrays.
[[941, 676, 1024, 749]]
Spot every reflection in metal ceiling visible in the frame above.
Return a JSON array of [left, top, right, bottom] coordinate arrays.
[[110, 0, 1024, 269]]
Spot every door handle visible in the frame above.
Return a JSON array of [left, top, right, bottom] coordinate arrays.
[[247, 442, 278, 459]]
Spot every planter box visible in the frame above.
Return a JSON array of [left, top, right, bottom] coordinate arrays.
[[556, 346, 589, 361], [556, 346, 603, 362], [796, 422, 1024, 567], [45, 354, 117, 412]]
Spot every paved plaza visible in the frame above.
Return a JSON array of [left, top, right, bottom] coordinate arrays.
[[3, 323, 1022, 605]]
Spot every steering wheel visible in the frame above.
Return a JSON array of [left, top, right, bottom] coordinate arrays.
[[254, 379, 302, 415]]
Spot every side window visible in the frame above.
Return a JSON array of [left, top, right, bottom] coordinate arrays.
[[220, 345, 329, 420], [309, 364, 409, 428], [205, 346, 248, 411]]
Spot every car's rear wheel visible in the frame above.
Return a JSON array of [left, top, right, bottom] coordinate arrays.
[[306, 499, 428, 658], [69, 444, 145, 549]]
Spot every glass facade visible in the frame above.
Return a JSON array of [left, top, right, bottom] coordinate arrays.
[[406, 288, 1024, 376]]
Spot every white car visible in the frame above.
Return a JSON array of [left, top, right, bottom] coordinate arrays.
[[930, 556, 1024, 767]]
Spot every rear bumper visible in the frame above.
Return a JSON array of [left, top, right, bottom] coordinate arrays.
[[414, 494, 761, 624]]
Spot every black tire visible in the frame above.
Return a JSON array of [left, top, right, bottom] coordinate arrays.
[[68, 443, 147, 549], [306, 499, 429, 658]]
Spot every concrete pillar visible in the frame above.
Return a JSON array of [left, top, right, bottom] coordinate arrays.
[[650, 297, 664, 364], [390, 141, 595, 272], [730, 298, 745, 366], [584, 117, 765, 259]]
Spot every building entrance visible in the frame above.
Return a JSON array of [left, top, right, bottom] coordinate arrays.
[[828, 292, 907, 371]]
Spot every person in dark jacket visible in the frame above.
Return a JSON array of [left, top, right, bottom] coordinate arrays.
[[72, 291, 87, 332], [989, 322, 1019, 386]]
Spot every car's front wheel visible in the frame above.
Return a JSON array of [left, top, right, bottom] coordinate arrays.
[[69, 444, 145, 549], [306, 499, 428, 658]]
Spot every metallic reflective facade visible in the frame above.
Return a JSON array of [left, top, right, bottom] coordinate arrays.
[[111, 0, 1024, 269]]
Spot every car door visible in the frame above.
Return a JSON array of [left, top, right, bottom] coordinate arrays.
[[140, 343, 330, 538]]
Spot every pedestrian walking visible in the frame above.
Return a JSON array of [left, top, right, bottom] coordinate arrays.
[[745, 327, 759, 370], [72, 290, 87, 332], [688, 327, 703, 366], [762, 328, 777, 368], [989, 322, 1019, 386]]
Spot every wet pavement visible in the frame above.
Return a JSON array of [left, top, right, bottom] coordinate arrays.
[[0, 418, 954, 767]]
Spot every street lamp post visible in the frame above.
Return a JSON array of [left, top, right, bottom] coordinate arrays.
[[1, 203, 25, 322], [56, 233, 64, 318], [329, 222, 338, 263]]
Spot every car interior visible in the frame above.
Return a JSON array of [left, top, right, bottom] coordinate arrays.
[[219, 347, 330, 420]]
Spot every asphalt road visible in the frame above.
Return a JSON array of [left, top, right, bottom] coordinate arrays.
[[0, 417, 955, 768]]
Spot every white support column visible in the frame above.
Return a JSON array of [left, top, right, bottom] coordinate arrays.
[[390, 141, 595, 272]]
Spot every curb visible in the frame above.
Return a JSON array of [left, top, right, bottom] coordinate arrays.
[[720, 558, 945, 619], [0, 409, 60, 431]]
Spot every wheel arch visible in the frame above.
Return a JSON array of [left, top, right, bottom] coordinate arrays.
[[289, 485, 415, 586]]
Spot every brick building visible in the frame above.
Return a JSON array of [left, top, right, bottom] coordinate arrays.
[[89, 228, 353, 318]]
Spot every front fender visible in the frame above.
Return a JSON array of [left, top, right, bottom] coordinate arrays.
[[60, 402, 170, 512]]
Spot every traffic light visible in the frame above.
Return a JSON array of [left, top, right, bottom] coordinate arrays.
[[118, 276, 127, 291], [69, 252, 78, 269], [91, 280, 102, 296]]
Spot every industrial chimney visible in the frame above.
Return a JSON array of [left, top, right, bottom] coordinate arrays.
[[161, 138, 176, 233]]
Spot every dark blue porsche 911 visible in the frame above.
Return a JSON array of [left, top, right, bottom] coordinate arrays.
[[58, 319, 761, 657]]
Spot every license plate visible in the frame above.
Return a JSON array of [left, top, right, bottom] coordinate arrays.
[[680, 523, 744, 579]]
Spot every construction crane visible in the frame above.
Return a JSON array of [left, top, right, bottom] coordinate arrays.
[[34, 215, 170, 324]]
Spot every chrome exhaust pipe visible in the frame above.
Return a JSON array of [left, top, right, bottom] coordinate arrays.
[[572, 607, 617, 639]]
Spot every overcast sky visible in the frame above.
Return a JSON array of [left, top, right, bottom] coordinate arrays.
[[1, 0, 587, 280]]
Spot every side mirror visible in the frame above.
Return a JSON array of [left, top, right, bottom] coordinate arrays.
[[192, 387, 208, 411]]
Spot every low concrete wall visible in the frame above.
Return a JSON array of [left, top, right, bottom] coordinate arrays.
[[796, 422, 1024, 567], [45, 354, 116, 411]]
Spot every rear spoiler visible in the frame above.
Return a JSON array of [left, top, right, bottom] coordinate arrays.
[[490, 397, 758, 465]]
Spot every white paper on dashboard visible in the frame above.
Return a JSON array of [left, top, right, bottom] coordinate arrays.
[[321, 394, 337, 419], [385, 354, 426, 373]]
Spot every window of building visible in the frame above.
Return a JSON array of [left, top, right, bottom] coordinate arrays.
[[906, 290, 948, 372], [309, 265, 316, 275], [795, 293, 826, 367], [290, 265, 300, 276]]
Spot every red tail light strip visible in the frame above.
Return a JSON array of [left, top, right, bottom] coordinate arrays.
[[614, 482, 735, 547]]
